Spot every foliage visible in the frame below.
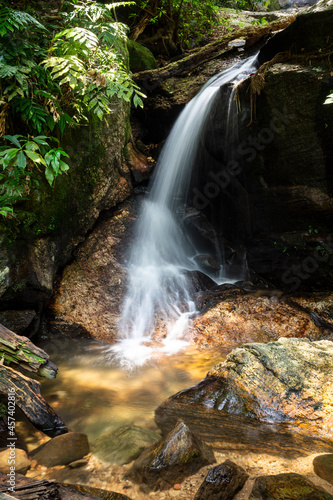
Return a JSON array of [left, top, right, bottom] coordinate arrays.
[[129, 0, 220, 49], [0, 1, 145, 218], [0, 134, 70, 216]]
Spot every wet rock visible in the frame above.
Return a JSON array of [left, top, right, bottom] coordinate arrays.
[[249, 472, 333, 499], [48, 195, 142, 341], [194, 459, 248, 499], [32, 432, 89, 467], [313, 454, 333, 485], [184, 270, 217, 293], [126, 420, 215, 490], [92, 425, 161, 465], [193, 255, 221, 275], [0, 448, 30, 474]]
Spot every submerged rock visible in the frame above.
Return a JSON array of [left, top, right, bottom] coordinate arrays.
[[92, 425, 161, 465], [249, 472, 333, 499], [32, 432, 89, 467], [126, 420, 215, 490], [194, 459, 248, 499], [313, 454, 333, 485]]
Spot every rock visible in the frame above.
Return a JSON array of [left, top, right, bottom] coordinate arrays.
[[32, 432, 89, 467], [68, 458, 89, 469], [184, 270, 217, 293], [249, 472, 333, 499], [194, 460, 249, 499], [155, 339, 333, 453], [60, 483, 133, 499], [191, 292, 331, 349], [0, 471, 131, 499], [206, 338, 333, 441], [125, 142, 153, 183], [0, 448, 31, 474], [128, 39, 157, 73], [193, 255, 221, 275], [48, 195, 142, 341], [313, 454, 333, 485], [0, 309, 37, 336], [92, 425, 161, 465], [126, 420, 215, 490]]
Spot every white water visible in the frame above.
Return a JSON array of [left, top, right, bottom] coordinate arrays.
[[112, 55, 259, 367]]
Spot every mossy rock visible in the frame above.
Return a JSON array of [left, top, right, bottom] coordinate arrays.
[[127, 39, 157, 73], [92, 425, 161, 465]]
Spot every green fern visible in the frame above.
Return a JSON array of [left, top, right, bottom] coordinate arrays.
[[0, 7, 45, 36], [42, 56, 85, 89]]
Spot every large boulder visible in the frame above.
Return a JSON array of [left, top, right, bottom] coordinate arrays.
[[206, 338, 333, 441], [127, 39, 157, 73], [155, 339, 333, 449]]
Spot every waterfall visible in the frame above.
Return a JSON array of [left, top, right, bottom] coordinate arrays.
[[111, 55, 259, 368]]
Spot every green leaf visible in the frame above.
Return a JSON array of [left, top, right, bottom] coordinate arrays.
[[4, 135, 22, 148], [17, 150, 26, 169], [25, 150, 46, 165], [45, 165, 54, 186]]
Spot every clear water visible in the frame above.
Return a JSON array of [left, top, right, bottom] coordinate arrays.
[[36, 339, 226, 444], [114, 56, 259, 368]]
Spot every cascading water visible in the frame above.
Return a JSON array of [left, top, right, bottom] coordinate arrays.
[[112, 55, 259, 367]]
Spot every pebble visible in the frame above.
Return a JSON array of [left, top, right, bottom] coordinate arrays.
[[173, 484, 181, 490]]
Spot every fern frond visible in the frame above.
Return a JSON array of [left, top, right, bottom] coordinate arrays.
[[54, 28, 99, 50], [0, 7, 45, 37]]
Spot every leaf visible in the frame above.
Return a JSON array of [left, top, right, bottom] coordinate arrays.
[[25, 150, 46, 165], [45, 165, 54, 186], [59, 160, 69, 172], [16, 150, 26, 169], [4, 135, 22, 148]]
